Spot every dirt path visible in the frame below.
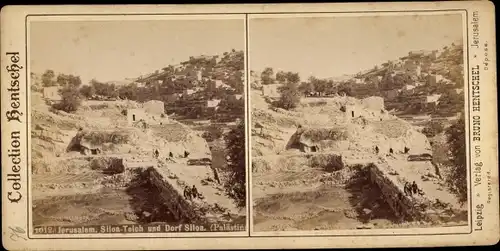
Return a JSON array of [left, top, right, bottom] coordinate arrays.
[[385, 158, 462, 208], [160, 161, 239, 214]]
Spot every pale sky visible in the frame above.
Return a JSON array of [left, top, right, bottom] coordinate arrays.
[[250, 14, 463, 80], [30, 19, 244, 85]]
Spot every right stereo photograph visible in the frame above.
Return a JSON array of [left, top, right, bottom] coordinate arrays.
[[249, 13, 469, 233]]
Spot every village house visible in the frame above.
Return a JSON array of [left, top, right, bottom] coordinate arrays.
[[191, 55, 214, 61], [214, 79, 224, 88], [228, 94, 243, 103], [207, 79, 232, 92], [127, 100, 166, 126], [196, 70, 202, 81], [203, 99, 221, 115], [164, 93, 181, 103], [408, 50, 437, 60], [427, 74, 445, 86], [207, 99, 221, 108], [426, 94, 442, 105], [401, 84, 416, 95], [262, 84, 281, 99], [183, 89, 196, 96], [354, 78, 364, 84], [403, 60, 422, 76], [43, 86, 62, 102], [143, 100, 165, 114], [174, 64, 186, 72]]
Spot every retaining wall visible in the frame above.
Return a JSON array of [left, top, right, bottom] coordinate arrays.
[[142, 167, 201, 223], [368, 163, 427, 221]]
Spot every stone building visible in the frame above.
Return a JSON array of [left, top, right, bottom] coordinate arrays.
[[261, 84, 281, 99], [127, 100, 166, 126], [143, 100, 165, 115], [43, 86, 62, 102]]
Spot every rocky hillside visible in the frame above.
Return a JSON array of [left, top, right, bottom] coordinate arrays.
[[31, 88, 242, 227], [251, 86, 466, 231], [251, 90, 431, 158], [343, 41, 464, 116]]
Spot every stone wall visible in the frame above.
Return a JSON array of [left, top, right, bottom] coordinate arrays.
[[368, 163, 425, 221], [144, 167, 201, 223]]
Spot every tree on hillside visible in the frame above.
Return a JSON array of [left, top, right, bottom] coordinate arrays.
[[79, 84, 96, 98], [276, 71, 287, 85], [445, 113, 466, 203], [57, 74, 82, 88], [286, 71, 300, 84], [202, 126, 224, 142], [53, 85, 82, 113], [227, 70, 244, 93], [42, 70, 57, 87], [422, 120, 444, 138], [90, 79, 118, 98], [223, 120, 246, 208], [325, 80, 336, 94], [309, 77, 328, 96], [261, 67, 274, 85], [277, 72, 301, 110], [118, 83, 138, 100], [299, 81, 315, 96], [437, 89, 464, 116], [337, 82, 353, 96]]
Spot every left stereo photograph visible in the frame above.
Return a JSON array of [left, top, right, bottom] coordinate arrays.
[[28, 15, 247, 237]]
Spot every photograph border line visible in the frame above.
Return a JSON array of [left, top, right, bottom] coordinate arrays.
[[24, 8, 472, 239]]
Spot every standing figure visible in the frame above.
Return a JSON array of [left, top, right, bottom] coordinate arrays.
[[184, 150, 190, 158], [412, 181, 418, 195], [389, 148, 394, 154], [211, 165, 221, 184], [191, 185, 199, 199], [375, 146, 379, 154], [404, 146, 410, 154], [404, 182, 412, 196], [183, 187, 192, 200]]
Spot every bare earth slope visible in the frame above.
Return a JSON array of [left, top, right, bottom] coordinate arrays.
[[251, 90, 467, 231], [32, 92, 244, 228]]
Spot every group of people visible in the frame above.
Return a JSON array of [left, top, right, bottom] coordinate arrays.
[[153, 149, 190, 160], [404, 181, 425, 197], [183, 185, 202, 200], [374, 146, 410, 155]]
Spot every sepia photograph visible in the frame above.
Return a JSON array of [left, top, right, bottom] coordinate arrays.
[[1, 2, 498, 249], [29, 17, 247, 234], [250, 13, 468, 232]]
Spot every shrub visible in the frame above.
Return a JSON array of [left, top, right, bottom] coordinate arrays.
[[277, 72, 301, 110], [223, 120, 246, 208], [422, 120, 444, 138], [89, 104, 109, 110], [445, 114, 466, 203], [80, 85, 95, 98], [90, 157, 124, 174], [301, 128, 348, 142], [310, 154, 344, 172], [202, 126, 224, 142], [52, 86, 81, 113], [83, 131, 131, 145]]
